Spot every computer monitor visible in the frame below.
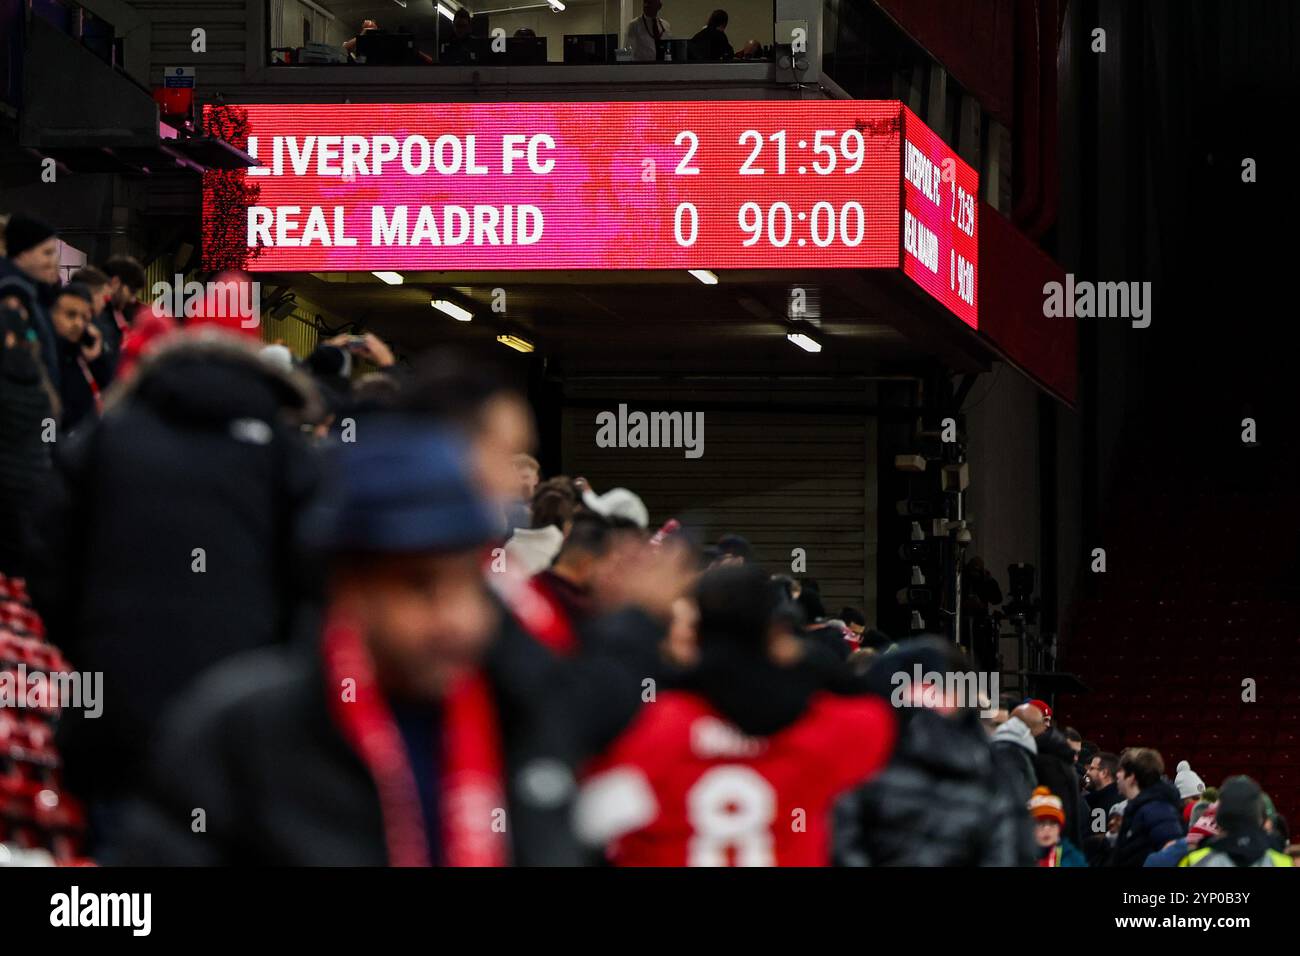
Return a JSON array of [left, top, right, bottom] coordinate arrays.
[[354, 32, 419, 65], [439, 37, 489, 65], [563, 33, 618, 64], [478, 36, 548, 65], [656, 38, 689, 62], [506, 36, 548, 65]]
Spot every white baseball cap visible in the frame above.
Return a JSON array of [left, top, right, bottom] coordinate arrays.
[[581, 486, 649, 529]]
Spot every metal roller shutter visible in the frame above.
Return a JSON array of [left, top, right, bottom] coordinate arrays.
[[561, 380, 877, 623]]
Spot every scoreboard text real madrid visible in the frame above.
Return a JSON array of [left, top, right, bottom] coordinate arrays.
[[204, 101, 978, 327]]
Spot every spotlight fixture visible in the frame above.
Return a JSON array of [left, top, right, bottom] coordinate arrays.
[[372, 271, 404, 285], [431, 299, 474, 322], [786, 332, 822, 353], [688, 269, 718, 285], [497, 334, 534, 353], [267, 292, 297, 320]]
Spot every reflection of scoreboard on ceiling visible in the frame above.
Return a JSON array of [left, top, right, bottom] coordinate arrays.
[[206, 101, 978, 327]]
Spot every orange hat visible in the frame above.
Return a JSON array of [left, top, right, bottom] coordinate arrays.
[[1028, 786, 1065, 825]]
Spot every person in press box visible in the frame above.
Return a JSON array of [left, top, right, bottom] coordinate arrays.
[[689, 10, 762, 61], [626, 0, 670, 62]]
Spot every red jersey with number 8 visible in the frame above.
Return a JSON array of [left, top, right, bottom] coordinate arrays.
[[575, 691, 896, 866]]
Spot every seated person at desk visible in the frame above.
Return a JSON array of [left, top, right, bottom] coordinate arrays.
[[343, 19, 380, 57], [442, 7, 477, 64], [344, 20, 433, 64], [626, 0, 670, 61], [689, 9, 761, 61]]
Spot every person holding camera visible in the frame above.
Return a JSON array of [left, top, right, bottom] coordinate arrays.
[[48, 282, 111, 433], [962, 556, 1003, 672]]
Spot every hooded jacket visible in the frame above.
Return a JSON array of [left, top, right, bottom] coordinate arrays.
[[503, 524, 564, 576], [1179, 828, 1293, 867], [0, 261, 60, 389], [1109, 779, 1184, 867], [41, 331, 322, 804], [990, 716, 1038, 802]]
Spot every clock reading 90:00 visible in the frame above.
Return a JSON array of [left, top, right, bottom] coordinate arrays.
[[739, 201, 866, 248], [669, 128, 872, 249], [672, 200, 867, 249]]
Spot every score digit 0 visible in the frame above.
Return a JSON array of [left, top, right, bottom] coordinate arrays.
[[675, 202, 699, 246]]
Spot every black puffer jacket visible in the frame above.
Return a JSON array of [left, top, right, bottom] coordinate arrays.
[[1109, 779, 1184, 868], [833, 707, 1037, 866], [41, 331, 321, 805], [1034, 728, 1085, 846], [0, 307, 55, 576]]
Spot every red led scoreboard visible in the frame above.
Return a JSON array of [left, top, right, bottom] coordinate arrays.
[[204, 101, 978, 327]]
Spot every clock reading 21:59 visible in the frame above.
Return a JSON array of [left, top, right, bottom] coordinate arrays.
[[668, 128, 873, 251]]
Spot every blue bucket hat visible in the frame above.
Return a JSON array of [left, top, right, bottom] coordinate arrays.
[[305, 416, 501, 553]]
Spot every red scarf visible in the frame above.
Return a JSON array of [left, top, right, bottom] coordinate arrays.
[[76, 355, 103, 416], [321, 613, 508, 867], [488, 569, 578, 655]]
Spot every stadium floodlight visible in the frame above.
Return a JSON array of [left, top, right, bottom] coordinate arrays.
[[497, 334, 534, 353], [786, 332, 821, 353], [431, 299, 474, 322]]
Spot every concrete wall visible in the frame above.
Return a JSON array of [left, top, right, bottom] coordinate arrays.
[[962, 363, 1042, 613], [1053, 395, 1083, 634], [269, 0, 353, 48]]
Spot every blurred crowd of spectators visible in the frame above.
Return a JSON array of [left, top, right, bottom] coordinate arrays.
[[1, 211, 1294, 867]]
